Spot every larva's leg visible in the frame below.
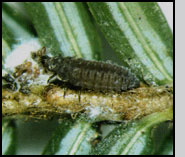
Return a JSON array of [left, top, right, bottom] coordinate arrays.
[[78, 90, 81, 103], [47, 74, 59, 84]]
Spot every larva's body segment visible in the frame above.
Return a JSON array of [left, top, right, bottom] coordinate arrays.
[[40, 55, 140, 92]]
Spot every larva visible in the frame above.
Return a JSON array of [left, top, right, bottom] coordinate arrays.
[[32, 47, 140, 92]]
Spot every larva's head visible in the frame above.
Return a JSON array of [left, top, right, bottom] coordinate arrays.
[[31, 47, 47, 66], [40, 56, 60, 72], [31, 47, 60, 72]]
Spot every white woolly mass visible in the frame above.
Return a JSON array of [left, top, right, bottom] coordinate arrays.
[[4, 38, 41, 71], [3, 38, 54, 87], [31, 73, 51, 86]]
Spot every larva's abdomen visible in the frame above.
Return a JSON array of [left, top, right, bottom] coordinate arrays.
[[57, 57, 140, 91]]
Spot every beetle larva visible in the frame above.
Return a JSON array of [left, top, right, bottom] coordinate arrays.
[[32, 47, 140, 92]]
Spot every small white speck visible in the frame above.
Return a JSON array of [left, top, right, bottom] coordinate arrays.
[[32, 99, 41, 106], [86, 106, 102, 119]]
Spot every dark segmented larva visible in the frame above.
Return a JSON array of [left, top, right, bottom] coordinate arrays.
[[32, 48, 140, 92]]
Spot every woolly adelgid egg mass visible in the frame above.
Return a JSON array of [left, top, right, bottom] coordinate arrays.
[[2, 40, 53, 93]]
